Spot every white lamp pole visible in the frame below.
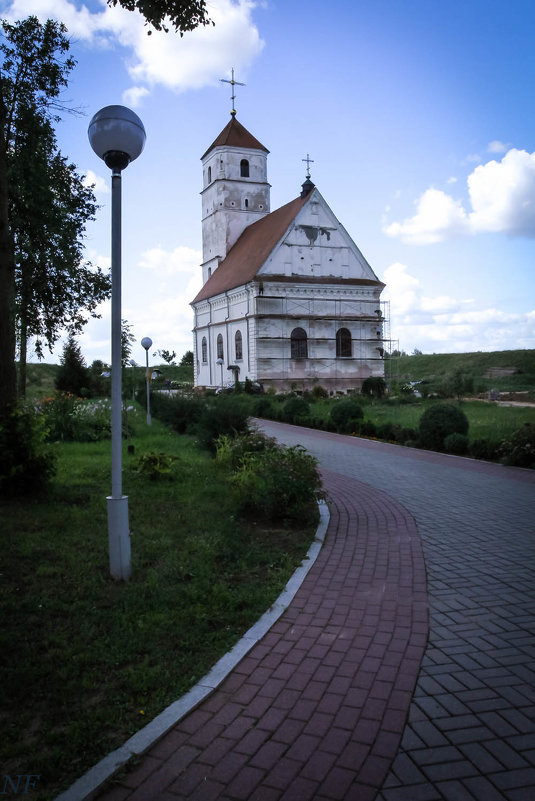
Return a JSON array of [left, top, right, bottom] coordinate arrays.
[[216, 356, 224, 390], [88, 105, 145, 581], [141, 337, 152, 425]]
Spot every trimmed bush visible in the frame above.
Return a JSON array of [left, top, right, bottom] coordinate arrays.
[[194, 395, 250, 453], [330, 399, 364, 433], [418, 403, 469, 451], [283, 396, 310, 424], [469, 438, 500, 462], [444, 432, 469, 455]]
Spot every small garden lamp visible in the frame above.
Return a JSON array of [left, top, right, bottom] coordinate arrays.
[[141, 337, 152, 426], [88, 105, 145, 581]]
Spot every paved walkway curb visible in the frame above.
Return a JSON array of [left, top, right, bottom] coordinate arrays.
[[92, 471, 428, 801], [55, 503, 330, 801]]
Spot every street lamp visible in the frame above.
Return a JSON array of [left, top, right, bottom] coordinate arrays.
[[216, 356, 224, 390], [141, 337, 152, 426], [88, 105, 146, 581]]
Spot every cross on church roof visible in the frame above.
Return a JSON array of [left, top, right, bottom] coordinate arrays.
[[220, 68, 245, 117], [302, 153, 314, 179]]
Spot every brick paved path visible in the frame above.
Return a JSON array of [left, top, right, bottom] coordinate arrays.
[[95, 470, 428, 801], [257, 422, 535, 801]]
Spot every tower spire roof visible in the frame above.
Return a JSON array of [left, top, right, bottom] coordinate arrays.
[[201, 116, 269, 160]]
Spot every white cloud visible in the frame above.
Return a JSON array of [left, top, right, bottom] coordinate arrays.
[[488, 140, 510, 154], [384, 148, 535, 243], [83, 169, 109, 195], [384, 188, 469, 244], [381, 263, 535, 354], [122, 86, 150, 107], [139, 245, 202, 275], [3, 0, 264, 97]]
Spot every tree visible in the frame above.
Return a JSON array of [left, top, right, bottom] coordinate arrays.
[[108, 0, 213, 34], [12, 117, 111, 396], [180, 350, 194, 366], [55, 335, 88, 396], [121, 319, 136, 368], [154, 348, 176, 365], [0, 17, 110, 410]]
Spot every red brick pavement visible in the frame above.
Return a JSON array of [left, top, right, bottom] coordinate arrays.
[[95, 470, 428, 801]]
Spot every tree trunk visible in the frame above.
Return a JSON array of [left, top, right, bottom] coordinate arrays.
[[0, 102, 17, 414], [18, 315, 27, 398]]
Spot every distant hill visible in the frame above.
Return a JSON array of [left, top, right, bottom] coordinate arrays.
[[389, 349, 535, 392]]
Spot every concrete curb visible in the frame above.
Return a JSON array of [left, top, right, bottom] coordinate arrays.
[[55, 501, 330, 801]]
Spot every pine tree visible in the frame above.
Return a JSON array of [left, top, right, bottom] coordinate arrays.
[[55, 335, 89, 397]]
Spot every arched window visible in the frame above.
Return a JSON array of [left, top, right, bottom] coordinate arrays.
[[216, 334, 224, 360], [336, 328, 352, 357], [291, 327, 307, 359], [235, 330, 243, 360], [207, 166, 212, 183], [240, 159, 249, 177], [244, 198, 249, 208], [201, 337, 207, 363]]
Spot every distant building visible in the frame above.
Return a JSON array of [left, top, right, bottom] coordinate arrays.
[[191, 115, 387, 393]]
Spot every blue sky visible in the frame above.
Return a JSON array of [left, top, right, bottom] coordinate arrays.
[[2, 0, 535, 365]]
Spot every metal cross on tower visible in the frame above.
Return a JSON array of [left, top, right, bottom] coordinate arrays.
[[220, 68, 245, 117], [302, 153, 314, 178]]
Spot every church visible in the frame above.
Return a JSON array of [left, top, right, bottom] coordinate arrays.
[[191, 111, 387, 393]]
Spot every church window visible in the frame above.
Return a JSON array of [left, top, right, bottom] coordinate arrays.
[[336, 328, 352, 357], [201, 337, 207, 363], [244, 198, 249, 208], [291, 327, 307, 359], [235, 330, 243, 360], [240, 159, 249, 177], [208, 166, 211, 183], [217, 333, 224, 360]]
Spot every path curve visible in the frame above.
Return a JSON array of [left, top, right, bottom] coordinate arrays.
[[95, 470, 428, 801]]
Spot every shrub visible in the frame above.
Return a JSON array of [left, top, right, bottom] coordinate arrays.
[[0, 405, 56, 497], [134, 451, 178, 480], [146, 391, 203, 434], [444, 432, 469, 455], [469, 438, 500, 462], [230, 443, 323, 524], [418, 403, 469, 451], [359, 420, 377, 437], [330, 399, 364, 433], [194, 395, 250, 453], [311, 385, 328, 399], [361, 376, 387, 399], [498, 423, 535, 468], [39, 394, 117, 442], [215, 430, 278, 471], [283, 396, 310, 424]]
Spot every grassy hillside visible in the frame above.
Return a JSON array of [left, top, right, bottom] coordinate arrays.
[[391, 349, 535, 393]]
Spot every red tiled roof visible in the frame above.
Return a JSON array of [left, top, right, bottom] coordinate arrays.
[[201, 116, 269, 160], [192, 194, 309, 303]]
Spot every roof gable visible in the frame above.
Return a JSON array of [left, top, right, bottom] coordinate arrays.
[[192, 194, 308, 303], [201, 116, 269, 160]]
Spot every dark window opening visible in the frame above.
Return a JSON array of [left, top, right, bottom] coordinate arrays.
[[336, 328, 352, 357], [217, 334, 224, 360], [201, 337, 207, 363], [240, 159, 249, 177], [291, 327, 308, 359]]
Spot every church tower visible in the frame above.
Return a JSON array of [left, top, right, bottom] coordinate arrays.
[[200, 116, 270, 284]]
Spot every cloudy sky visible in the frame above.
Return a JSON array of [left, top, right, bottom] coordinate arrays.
[[2, 0, 534, 364]]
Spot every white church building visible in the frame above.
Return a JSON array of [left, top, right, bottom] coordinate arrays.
[[191, 114, 387, 393]]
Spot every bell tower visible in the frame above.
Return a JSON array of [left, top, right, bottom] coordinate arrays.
[[200, 116, 270, 284]]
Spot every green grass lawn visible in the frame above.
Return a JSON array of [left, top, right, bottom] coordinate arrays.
[[1, 416, 316, 800]]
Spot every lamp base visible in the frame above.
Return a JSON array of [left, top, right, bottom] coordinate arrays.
[[107, 495, 131, 580]]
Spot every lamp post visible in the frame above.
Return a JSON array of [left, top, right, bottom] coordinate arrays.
[[88, 105, 145, 581], [216, 357, 224, 390], [141, 337, 152, 426]]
